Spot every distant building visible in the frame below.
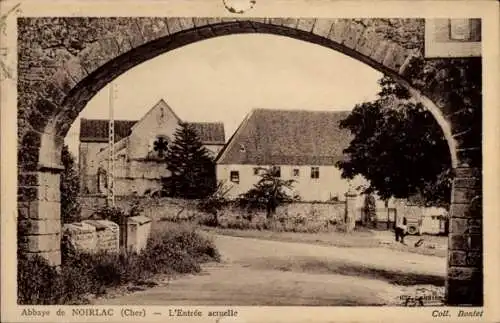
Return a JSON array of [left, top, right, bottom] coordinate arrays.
[[79, 99, 225, 196], [215, 108, 368, 201]]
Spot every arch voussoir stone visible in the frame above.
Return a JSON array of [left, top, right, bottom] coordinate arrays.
[[327, 19, 351, 44], [339, 22, 366, 49], [77, 38, 122, 77], [382, 43, 410, 72], [312, 19, 335, 38], [135, 18, 171, 43], [354, 28, 380, 57], [296, 18, 317, 33]]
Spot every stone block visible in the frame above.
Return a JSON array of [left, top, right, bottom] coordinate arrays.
[[246, 18, 266, 25], [19, 219, 61, 235], [19, 233, 60, 252], [342, 23, 365, 49], [51, 68, 75, 94], [136, 18, 170, 43], [113, 28, 135, 54], [63, 222, 98, 253], [446, 278, 483, 306], [455, 167, 481, 178], [454, 177, 481, 189], [355, 28, 379, 57], [38, 171, 60, 187], [206, 17, 223, 25], [449, 234, 468, 250], [449, 233, 482, 251], [40, 185, 61, 202], [220, 17, 242, 23], [328, 19, 348, 44], [296, 19, 316, 33], [456, 148, 482, 168], [18, 203, 30, 219], [178, 17, 195, 30], [193, 17, 211, 28], [448, 250, 468, 266], [268, 18, 284, 26], [450, 218, 482, 235], [278, 18, 298, 29], [78, 42, 115, 75], [312, 19, 334, 38], [165, 18, 185, 35], [63, 57, 88, 85], [382, 43, 408, 71], [448, 267, 481, 280], [38, 133, 64, 169], [452, 187, 480, 204], [465, 252, 482, 267], [28, 201, 61, 220], [450, 202, 481, 219], [370, 40, 391, 64]]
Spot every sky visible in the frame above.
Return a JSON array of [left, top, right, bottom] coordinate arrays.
[[65, 33, 383, 159]]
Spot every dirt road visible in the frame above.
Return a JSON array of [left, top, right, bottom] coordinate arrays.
[[96, 234, 446, 306]]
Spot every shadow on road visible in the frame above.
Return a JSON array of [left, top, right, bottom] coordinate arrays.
[[243, 256, 445, 287]]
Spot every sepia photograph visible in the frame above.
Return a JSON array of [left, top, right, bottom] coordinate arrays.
[[1, 1, 499, 322]]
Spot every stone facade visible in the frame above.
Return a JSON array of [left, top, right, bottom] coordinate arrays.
[[217, 164, 367, 202], [17, 18, 482, 305], [79, 99, 225, 196]]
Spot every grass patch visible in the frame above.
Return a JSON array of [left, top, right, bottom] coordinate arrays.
[[18, 224, 220, 305]]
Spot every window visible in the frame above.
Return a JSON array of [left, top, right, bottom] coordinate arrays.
[[311, 167, 320, 179], [271, 166, 281, 177], [253, 167, 260, 175], [230, 171, 240, 183], [292, 168, 300, 177]]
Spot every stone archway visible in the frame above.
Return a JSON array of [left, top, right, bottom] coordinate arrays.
[[17, 18, 482, 305]]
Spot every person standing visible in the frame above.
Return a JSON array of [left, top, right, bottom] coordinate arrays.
[[395, 215, 408, 244]]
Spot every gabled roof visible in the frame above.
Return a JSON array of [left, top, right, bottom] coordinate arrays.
[[79, 100, 225, 145], [216, 109, 353, 166]]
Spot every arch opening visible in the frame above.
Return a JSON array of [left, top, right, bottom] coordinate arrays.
[[17, 18, 483, 306], [40, 21, 456, 169]]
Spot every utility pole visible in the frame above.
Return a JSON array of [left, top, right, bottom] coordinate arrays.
[[107, 83, 115, 208]]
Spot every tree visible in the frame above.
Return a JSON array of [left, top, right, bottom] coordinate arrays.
[[163, 122, 216, 199], [60, 145, 81, 223], [336, 76, 453, 207], [238, 166, 299, 219]]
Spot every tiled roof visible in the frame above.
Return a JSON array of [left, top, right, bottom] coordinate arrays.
[[189, 122, 225, 145], [79, 119, 225, 144], [79, 119, 137, 142], [216, 109, 353, 166]]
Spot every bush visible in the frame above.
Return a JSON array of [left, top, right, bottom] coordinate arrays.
[[196, 181, 232, 226], [61, 145, 81, 223], [18, 225, 220, 305]]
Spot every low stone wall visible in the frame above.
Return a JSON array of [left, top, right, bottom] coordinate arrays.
[[79, 195, 200, 220]]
